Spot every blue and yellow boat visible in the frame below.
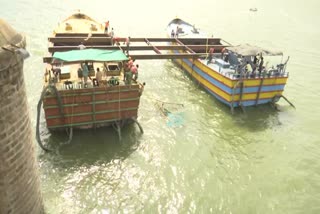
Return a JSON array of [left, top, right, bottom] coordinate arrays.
[[167, 18, 290, 112]]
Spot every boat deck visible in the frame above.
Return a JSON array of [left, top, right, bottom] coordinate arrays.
[[45, 62, 136, 91]]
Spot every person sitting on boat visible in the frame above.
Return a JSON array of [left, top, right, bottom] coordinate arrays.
[[207, 47, 215, 65]]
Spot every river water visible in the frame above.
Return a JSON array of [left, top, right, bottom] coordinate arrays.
[[2, 0, 320, 213]]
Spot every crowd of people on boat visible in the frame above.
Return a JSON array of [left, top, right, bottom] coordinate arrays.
[[75, 59, 139, 88], [205, 48, 288, 79], [123, 57, 139, 85]]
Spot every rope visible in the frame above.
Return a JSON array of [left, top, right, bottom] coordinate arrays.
[[36, 84, 64, 152], [65, 86, 75, 144], [65, 127, 73, 144], [131, 117, 144, 134], [205, 37, 209, 59]]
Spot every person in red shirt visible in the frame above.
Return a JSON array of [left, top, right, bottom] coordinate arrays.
[[131, 64, 139, 81], [112, 37, 120, 46]]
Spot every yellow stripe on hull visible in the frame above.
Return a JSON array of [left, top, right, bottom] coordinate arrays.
[[176, 58, 285, 103], [194, 59, 288, 87], [171, 49, 288, 88]]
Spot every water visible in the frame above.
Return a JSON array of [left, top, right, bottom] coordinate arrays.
[[2, 0, 320, 213]]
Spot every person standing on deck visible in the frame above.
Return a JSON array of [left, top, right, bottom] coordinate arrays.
[[123, 37, 131, 55], [175, 25, 179, 37], [96, 67, 102, 84], [245, 61, 253, 77], [104, 21, 109, 33], [207, 47, 214, 65], [171, 29, 175, 37], [109, 28, 114, 45], [109, 28, 114, 38], [258, 56, 264, 76], [82, 62, 89, 86], [221, 47, 226, 60], [131, 64, 139, 81], [252, 54, 258, 71]]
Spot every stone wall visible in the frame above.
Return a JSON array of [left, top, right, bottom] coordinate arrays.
[[0, 48, 43, 213]]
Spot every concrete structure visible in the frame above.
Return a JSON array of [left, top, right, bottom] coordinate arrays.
[[0, 19, 44, 213]]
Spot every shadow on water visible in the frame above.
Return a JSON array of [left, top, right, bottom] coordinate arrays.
[[39, 123, 143, 168]]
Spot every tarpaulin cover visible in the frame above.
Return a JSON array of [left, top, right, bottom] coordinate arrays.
[[53, 49, 128, 62], [227, 44, 283, 56]]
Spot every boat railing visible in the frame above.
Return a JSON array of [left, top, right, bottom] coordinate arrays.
[[225, 70, 289, 80]]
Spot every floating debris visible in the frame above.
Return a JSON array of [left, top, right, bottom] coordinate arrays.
[[155, 100, 185, 127]]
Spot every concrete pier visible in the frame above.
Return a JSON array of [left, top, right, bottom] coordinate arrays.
[[0, 19, 44, 213]]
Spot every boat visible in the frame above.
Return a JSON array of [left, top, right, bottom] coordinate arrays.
[[166, 18, 291, 112], [38, 12, 144, 150]]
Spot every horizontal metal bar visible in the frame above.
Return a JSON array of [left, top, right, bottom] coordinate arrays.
[[48, 45, 229, 53], [48, 37, 224, 44], [122, 53, 207, 60]]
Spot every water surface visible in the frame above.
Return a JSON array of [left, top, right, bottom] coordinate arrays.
[[2, 0, 320, 213]]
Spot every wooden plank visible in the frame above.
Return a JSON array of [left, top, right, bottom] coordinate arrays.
[[44, 100, 140, 117], [46, 109, 138, 127], [43, 90, 140, 105]]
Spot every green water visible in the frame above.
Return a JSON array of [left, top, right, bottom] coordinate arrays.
[[2, 0, 320, 213]]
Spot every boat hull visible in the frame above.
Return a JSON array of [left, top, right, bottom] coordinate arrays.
[[43, 84, 142, 130], [170, 51, 288, 107]]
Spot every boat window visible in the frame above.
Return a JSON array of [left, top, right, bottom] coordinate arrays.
[[107, 64, 120, 71], [105, 62, 120, 76]]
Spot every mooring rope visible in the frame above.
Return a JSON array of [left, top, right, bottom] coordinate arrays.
[[36, 84, 65, 152]]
